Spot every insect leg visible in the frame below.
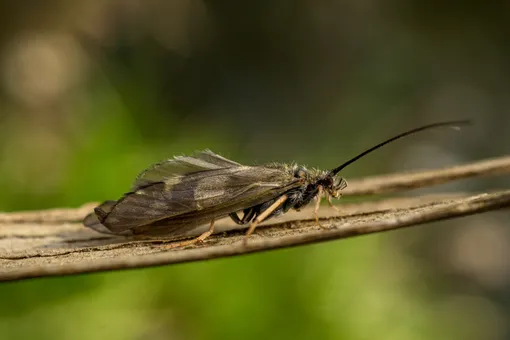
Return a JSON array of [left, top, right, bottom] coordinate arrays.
[[326, 193, 340, 214], [229, 208, 256, 225], [167, 219, 215, 248], [263, 189, 303, 219], [243, 195, 288, 245], [314, 186, 327, 229], [229, 212, 243, 225], [241, 207, 256, 223]]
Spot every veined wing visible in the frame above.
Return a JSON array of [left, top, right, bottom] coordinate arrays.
[[91, 152, 300, 233], [133, 150, 241, 190]]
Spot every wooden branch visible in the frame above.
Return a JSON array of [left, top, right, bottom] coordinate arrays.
[[344, 156, 510, 196], [1, 155, 510, 282]]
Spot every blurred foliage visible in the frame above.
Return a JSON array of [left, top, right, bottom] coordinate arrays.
[[0, 1, 509, 340]]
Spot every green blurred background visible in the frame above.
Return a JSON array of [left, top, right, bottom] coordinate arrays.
[[0, 1, 509, 339]]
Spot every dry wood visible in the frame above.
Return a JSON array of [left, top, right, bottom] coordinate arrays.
[[0, 155, 509, 282], [344, 155, 510, 195]]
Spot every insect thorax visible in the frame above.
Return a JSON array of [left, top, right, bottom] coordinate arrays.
[[264, 162, 346, 199], [292, 165, 347, 199], [264, 162, 325, 180]]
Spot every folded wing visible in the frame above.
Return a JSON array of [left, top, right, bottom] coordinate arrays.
[[85, 151, 299, 234]]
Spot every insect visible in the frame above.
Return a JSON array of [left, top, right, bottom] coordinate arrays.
[[84, 120, 469, 247]]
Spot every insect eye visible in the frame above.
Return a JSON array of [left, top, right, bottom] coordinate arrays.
[[294, 167, 308, 178]]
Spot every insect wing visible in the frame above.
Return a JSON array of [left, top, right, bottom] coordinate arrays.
[[92, 152, 299, 234], [126, 170, 301, 237], [133, 150, 241, 190]]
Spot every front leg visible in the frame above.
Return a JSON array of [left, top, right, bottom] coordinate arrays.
[[314, 186, 327, 229]]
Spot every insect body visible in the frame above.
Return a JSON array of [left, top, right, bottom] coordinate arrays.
[[84, 120, 469, 246]]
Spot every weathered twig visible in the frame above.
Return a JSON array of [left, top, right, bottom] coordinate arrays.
[[0, 191, 509, 282], [0, 155, 509, 282], [345, 156, 510, 195], [0, 203, 98, 224], [1, 156, 508, 225]]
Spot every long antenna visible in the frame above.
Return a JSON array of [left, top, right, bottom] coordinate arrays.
[[328, 120, 471, 176]]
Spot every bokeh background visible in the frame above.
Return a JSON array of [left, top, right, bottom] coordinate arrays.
[[1, 1, 509, 339]]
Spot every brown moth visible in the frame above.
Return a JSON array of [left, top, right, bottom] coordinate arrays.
[[84, 120, 469, 247]]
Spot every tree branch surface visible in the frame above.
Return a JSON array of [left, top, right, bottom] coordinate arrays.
[[1, 156, 509, 282]]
